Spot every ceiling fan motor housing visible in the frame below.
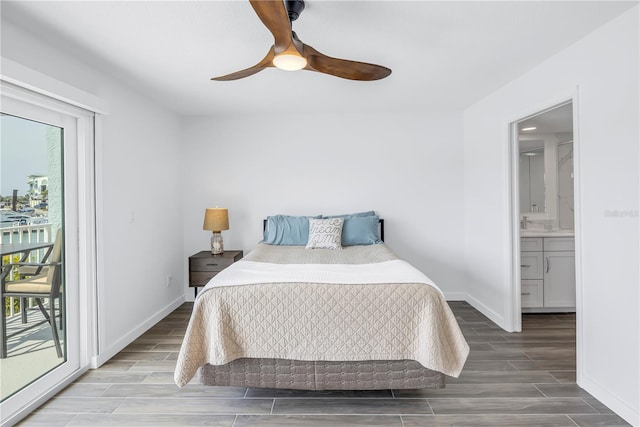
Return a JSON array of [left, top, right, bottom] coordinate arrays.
[[285, 0, 305, 22]]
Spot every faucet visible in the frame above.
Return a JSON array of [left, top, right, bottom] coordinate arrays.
[[521, 216, 531, 230]]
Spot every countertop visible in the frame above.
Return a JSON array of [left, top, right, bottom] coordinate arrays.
[[520, 230, 575, 237]]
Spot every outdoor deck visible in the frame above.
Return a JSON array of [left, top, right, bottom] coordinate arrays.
[[0, 305, 64, 400]]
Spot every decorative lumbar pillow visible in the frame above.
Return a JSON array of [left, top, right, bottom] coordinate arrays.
[[306, 218, 344, 249]]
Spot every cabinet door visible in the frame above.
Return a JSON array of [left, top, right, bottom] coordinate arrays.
[[521, 280, 544, 308], [521, 252, 543, 280], [543, 251, 576, 307]]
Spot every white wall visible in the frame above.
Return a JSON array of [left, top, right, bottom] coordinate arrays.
[[463, 7, 639, 425], [181, 110, 466, 300], [95, 84, 185, 361], [1, 20, 185, 363]]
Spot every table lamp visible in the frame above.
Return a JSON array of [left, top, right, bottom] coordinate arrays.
[[203, 207, 229, 255]]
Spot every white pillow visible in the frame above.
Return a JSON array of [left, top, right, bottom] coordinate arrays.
[[306, 218, 344, 250]]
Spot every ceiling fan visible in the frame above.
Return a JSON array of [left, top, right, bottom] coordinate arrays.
[[212, 0, 391, 81]]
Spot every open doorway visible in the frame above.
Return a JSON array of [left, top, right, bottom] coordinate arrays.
[[509, 100, 579, 392], [515, 102, 576, 316]]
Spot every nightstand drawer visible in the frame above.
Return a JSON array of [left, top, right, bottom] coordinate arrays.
[[190, 257, 234, 272], [189, 271, 220, 287]]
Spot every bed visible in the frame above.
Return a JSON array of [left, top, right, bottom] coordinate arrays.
[[174, 214, 469, 390]]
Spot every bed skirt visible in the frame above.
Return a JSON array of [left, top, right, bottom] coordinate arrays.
[[199, 358, 445, 390]]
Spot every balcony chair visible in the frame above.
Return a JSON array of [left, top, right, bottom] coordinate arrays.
[[0, 230, 63, 359], [16, 240, 55, 324], [17, 247, 53, 279]]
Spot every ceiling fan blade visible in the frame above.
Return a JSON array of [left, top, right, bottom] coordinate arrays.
[[211, 48, 275, 81], [249, 0, 293, 53], [303, 44, 391, 81]]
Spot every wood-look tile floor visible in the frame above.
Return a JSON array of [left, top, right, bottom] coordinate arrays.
[[18, 301, 631, 426]]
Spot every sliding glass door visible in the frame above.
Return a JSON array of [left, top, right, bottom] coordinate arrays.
[[0, 82, 95, 424], [1, 112, 66, 399]]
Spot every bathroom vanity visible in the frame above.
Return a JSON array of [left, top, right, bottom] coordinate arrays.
[[520, 232, 575, 313]]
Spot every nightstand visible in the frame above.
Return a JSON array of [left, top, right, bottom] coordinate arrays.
[[188, 250, 243, 296]]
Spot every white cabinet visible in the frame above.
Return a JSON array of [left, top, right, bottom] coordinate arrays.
[[521, 237, 575, 312], [543, 251, 576, 307]]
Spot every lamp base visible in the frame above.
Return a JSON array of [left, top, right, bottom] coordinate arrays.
[[211, 232, 223, 255]]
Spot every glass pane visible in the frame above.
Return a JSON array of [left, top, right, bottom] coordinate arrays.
[[0, 114, 65, 401], [519, 148, 545, 213]]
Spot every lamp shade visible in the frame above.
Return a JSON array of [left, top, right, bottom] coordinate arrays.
[[203, 207, 229, 232]]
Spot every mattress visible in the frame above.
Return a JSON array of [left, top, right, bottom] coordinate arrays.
[[174, 243, 469, 389]]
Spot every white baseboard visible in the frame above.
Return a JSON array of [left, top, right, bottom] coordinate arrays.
[[465, 293, 508, 330], [579, 374, 639, 426], [90, 295, 185, 368]]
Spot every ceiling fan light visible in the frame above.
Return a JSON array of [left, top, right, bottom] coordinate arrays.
[[273, 53, 307, 71]]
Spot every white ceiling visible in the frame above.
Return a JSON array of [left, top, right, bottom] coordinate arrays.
[[2, 1, 636, 116], [518, 102, 573, 152]]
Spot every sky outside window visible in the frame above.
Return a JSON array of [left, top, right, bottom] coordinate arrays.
[[1, 114, 49, 197]]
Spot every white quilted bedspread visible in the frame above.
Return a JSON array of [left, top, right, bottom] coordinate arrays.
[[174, 244, 469, 387]]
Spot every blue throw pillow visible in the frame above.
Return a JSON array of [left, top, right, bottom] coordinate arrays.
[[324, 210, 376, 219], [342, 215, 382, 246], [263, 215, 321, 245]]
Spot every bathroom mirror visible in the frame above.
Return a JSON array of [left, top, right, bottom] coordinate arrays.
[[517, 103, 574, 220], [519, 143, 545, 213]]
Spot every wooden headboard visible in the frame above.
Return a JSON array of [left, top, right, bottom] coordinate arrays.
[[263, 218, 384, 242]]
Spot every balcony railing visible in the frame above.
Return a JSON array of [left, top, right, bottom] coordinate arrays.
[[2, 223, 53, 318]]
